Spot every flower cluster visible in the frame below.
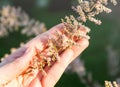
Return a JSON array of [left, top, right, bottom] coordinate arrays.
[[105, 81, 119, 87], [27, 0, 117, 75], [30, 16, 90, 74], [71, 0, 117, 25], [21, 20, 46, 36], [0, 5, 46, 37]]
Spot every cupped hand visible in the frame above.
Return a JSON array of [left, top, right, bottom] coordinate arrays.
[[0, 24, 89, 87]]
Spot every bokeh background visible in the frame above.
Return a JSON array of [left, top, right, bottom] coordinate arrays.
[[0, 0, 120, 87]]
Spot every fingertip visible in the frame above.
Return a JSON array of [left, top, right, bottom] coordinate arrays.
[[79, 25, 91, 34], [69, 38, 89, 62], [79, 38, 89, 48]]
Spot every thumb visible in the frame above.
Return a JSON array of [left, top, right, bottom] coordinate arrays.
[[0, 47, 35, 85], [41, 49, 74, 87]]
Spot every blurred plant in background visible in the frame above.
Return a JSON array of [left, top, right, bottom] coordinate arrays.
[[66, 57, 103, 87], [105, 18, 120, 87], [0, 5, 46, 37], [0, 0, 120, 87]]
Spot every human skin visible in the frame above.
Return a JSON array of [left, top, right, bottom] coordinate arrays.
[[0, 24, 89, 87]]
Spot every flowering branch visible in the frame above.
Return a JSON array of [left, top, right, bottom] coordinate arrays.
[[27, 0, 117, 75]]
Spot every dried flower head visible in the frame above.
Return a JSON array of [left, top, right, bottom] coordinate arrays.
[[71, 0, 117, 25]]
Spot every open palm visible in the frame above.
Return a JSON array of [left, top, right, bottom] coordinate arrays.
[[0, 24, 89, 87]]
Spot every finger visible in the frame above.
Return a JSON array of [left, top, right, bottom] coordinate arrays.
[[0, 23, 88, 65], [0, 47, 27, 66], [26, 23, 88, 52], [0, 47, 35, 85], [29, 77, 42, 87], [28, 70, 43, 87], [70, 38, 89, 62], [25, 24, 65, 52], [41, 38, 89, 87], [41, 49, 73, 87]]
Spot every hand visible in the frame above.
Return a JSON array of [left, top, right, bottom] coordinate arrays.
[[0, 24, 89, 87]]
